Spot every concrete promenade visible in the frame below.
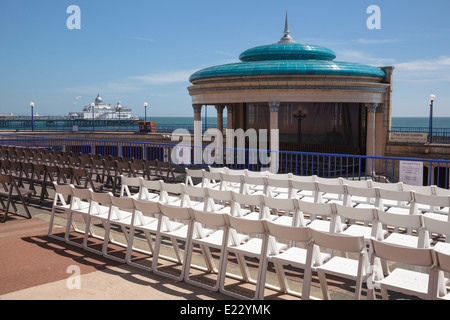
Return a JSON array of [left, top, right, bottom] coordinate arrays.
[[0, 185, 423, 303]]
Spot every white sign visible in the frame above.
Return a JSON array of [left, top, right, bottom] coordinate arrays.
[[399, 161, 423, 186], [389, 132, 427, 143]]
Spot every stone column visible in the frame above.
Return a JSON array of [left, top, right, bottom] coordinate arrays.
[[226, 105, 234, 130], [193, 104, 203, 164], [269, 101, 280, 130], [366, 103, 378, 176], [269, 101, 280, 173], [215, 105, 225, 133]]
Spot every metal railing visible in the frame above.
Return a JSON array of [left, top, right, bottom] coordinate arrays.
[[1, 133, 449, 188]]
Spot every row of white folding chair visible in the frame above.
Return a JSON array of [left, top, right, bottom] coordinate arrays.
[[122, 176, 450, 246], [49, 184, 450, 300]]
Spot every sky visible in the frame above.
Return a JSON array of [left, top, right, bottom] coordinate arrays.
[[1, 0, 450, 118]]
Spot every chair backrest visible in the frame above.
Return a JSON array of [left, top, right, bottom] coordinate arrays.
[[434, 249, 450, 273], [263, 195, 297, 212], [158, 203, 192, 221], [242, 175, 268, 194], [402, 184, 435, 195], [297, 200, 335, 218], [190, 209, 228, 228], [265, 220, 312, 243], [245, 169, 269, 177], [344, 179, 372, 188], [53, 182, 73, 196], [208, 166, 228, 174], [206, 188, 233, 202], [346, 184, 378, 198], [370, 238, 434, 267], [232, 191, 263, 207], [310, 228, 366, 253], [227, 168, 246, 176], [335, 204, 377, 223], [132, 198, 160, 215], [220, 173, 244, 192], [202, 170, 222, 188], [226, 214, 267, 234], [371, 181, 403, 191], [185, 168, 204, 187], [71, 186, 92, 200], [121, 175, 141, 188], [110, 194, 135, 210], [90, 191, 113, 205], [434, 187, 450, 196], [414, 192, 450, 211], [422, 216, 450, 241], [376, 209, 423, 230], [314, 176, 343, 185], [378, 188, 414, 202]]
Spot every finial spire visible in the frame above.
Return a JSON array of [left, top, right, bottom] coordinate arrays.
[[278, 11, 295, 44]]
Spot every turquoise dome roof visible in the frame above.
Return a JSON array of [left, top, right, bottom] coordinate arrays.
[[189, 42, 386, 82]]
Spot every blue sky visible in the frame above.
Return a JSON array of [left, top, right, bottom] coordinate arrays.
[[1, 0, 450, 118]]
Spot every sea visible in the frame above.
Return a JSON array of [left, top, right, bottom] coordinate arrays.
[[150, 116, 450, 129]]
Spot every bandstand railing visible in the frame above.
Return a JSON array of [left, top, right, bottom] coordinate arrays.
[[0, 133, 449, 188]]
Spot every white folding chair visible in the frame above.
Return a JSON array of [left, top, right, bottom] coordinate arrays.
[[267, 174, 294, 199], [181, 184, 208, 211], [422, 216, 450, 249], [316, 181, 349, 206], [266, 221, 330, 299], [415, 192, 450, 222], [204, 188, 234, 214], [125, 198, 161, 271], [290, 176, 318, 202], [138, 178, 162, 202], [314, 177, 344, 203], [378, 188, 416, 216], [48, 183, 74, 241], [345, 183, 379, 209], [184, 209, 246, 291], [262, 195, 309, 227], [219, 215, 286, 300], [297, 200, 341, 233], [152, 203, 194, 281], [335, 204, 384, 243], [367, 239, 440, 300], [82, 191, 113, 255], [120, 175, 141, 199], [311, 229, 370, 300], [185, 168, 205, 188], [231, 191, 264, 220], [376, 209, 429, 249], [64, 186, 92, 248], [102, 195, 134, 263], [371, 181, 404, 210], [220, 172, 244, 193], [160, 181, 184, 206], [202, 170, 223, 190], [242, 174, 268, 196]]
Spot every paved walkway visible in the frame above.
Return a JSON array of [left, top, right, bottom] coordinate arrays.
[[0, 189, 418, 302]]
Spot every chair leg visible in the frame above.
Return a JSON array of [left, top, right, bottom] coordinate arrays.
[[318, 271, 331, 300]]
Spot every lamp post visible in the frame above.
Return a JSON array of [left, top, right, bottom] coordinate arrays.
[[144, 102, 148, 131], [293, 107, 308, 143], [30, 102, 34, 132], [91, 103, 95, 131], [429, 94, 436, 143], [117, 101, 122, 131]]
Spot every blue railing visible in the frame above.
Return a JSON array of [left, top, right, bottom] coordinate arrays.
[[1, 133, 449, 188]]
